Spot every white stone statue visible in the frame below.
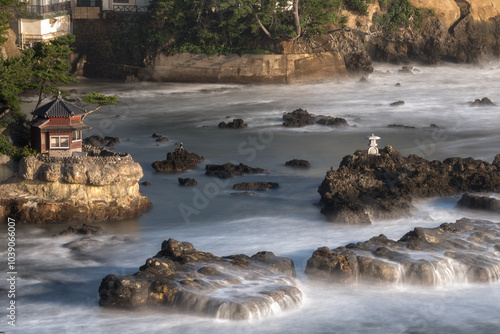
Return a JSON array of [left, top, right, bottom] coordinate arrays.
[[367, 134, 381, 155]]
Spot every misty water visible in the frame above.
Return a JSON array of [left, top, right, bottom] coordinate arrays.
[[2, 62, 500, 333]]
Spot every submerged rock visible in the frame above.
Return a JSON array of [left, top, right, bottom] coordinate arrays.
[[218, 119, 247, 129], [306, 219, 500, 285], [285, 159, 311, 168], [54, 223, 103, 237], [232, 182, 279, 191], [178, 178, 197, 186], [205, 163, 267, 178], [318, 146, 500, 223], [390, 101, 405, 107], [457, 194, 500, 212], [152, 148, 204, 173], [98, 239, 301, 320], [471, 97, 496, 107], [387, 124, 415, 129], [282, 109, 349, 128]]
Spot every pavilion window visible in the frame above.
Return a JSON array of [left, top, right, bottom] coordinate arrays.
[[72, 130, 82, 141], [50, 136, 70, 149]]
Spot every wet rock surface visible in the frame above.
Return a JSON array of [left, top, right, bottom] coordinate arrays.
[[306, 218, 500, 285], [178, 178, 197, 186], [457, 194, 500, 212], [83, 135, 120, 149], [285, 159, 311, 168], [318, 146, 500, 223], [390, 101, 405, 107], [98, 239, 301, 320], [233, 182, 279, 191], [282, 109, 349, 128], [388, 124, 415, 129], [218, 119, 247, 129], [205, 163, 267, 179], [152, 148, 205, 173], [54, 223, 104, 237]]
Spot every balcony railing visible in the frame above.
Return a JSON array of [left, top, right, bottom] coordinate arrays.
[[25, 2, 71, 15], [112, 5, 148, 13]]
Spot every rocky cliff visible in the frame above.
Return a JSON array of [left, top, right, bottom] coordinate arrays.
[[0, 151, 151, 223]]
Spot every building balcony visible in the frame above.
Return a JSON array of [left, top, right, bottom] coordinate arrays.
[[25, 2, 71, 15]]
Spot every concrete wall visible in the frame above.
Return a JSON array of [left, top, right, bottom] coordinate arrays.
[[139, 52, 348, 84]]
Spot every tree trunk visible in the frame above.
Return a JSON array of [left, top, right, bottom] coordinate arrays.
[[255, 14, 272, 38], [290, 0, 301, 41], [35, 80, 45, 110], [82, 105, 101, 120]]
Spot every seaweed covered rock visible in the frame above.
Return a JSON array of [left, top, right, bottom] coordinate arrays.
[[318, 146, 500, 223], [205, 163, 267, 178], [98, 239, 301, 320], [152, 148, 204, 173], [306, 219, 500, 285]]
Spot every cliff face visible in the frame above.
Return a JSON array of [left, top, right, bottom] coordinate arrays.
[[0, 29, 21, 60], [0, 154, 151, 223]]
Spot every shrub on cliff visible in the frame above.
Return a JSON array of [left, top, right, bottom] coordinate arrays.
[[373, 0, 423, 31]]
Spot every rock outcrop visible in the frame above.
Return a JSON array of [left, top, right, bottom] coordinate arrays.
[[83, 135, 120, 148], [457, 193, 500, 212], [471, 97, 496, 106], [285, 159, 311, 168], [318, 146, 500, 223], [218, 119, 247, 129], [152, 148, 204, 173], [98, 238, 302, 320], [178, 178, 197, 186], [306, 218, 500, 285], [282, 109, 349, 128], [205, 163, 267, 178], [0, 152, 151, 223], [233, 182, 279, 191]]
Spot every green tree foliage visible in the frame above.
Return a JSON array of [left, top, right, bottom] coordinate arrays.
[[373, 0, 422, 31], [0, 53, 33, 113], [27, 34, 77, 109], [147, 0, 350, 55], [0, 133, 36, 160], [81, 92, 120, 115]]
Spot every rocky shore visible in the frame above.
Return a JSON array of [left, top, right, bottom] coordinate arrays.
[[306, 218, 500, 285], [0, 150, 151, 223], [99, 238, 302, 320], [318, 146, 500, 223]]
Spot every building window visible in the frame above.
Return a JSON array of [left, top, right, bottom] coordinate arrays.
[[72, 130, 82, 141], [50, 136, 69, 149]]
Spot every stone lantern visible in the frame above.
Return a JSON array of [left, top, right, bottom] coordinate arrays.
[[367, 134, 380, 155]]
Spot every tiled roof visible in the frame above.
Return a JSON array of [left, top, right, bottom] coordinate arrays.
[[29, 118, 50, 128], [32, 95, 87, 118], [39, 124, 92, 133]]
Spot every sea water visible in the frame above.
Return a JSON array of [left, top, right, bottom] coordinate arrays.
[[1, 62, 500, 333]]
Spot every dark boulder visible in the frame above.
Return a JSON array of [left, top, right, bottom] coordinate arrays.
[[152, 148, 204, 173], [83, 135, 120, 149], [318, 146, 500, 223], [471, 97, 496, 107], [218, 119, 247, 129], [282, 109, 314, 127], [232, 182, 279, 191], [282, 109, 349, 128], [285, 159, 311, 168], [178, 178, 197, 186], [140, 181, 152, 186], [98, 238, 301, 320], [457, 193, 500, 212], [306, 219, 500, 285], [205, 163, 267, 178], [398, 66, 415, 74]]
